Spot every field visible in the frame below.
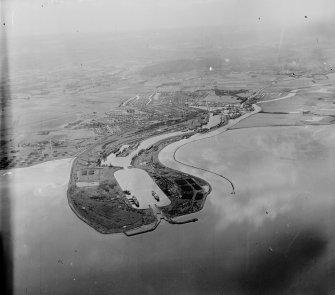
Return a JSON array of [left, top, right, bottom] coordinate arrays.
[[3, 27, 335, 171]]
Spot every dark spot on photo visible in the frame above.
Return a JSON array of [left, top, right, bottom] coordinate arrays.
[[235, 229, 327, 295]]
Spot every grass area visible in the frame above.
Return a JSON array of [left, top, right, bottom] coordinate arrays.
[[68, 166, 156, 233]]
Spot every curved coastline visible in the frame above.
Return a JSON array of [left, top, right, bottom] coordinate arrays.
[[159, 104, 262, 194], [66, 89, 299, 233], [67, 105, 261, 230], [159, 89, 301, 193], [66, 159, 123, 234]]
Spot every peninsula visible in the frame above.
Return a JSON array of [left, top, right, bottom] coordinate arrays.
[[66, 88, 259, 235]]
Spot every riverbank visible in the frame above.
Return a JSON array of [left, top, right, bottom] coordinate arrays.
[[158, 104, 261, 190], [67, 86, 300, 234], [11, 123, 335, 295], [157, 90, 307, 190], [66, 94, 264, 234], [131, 131, 212, 220]]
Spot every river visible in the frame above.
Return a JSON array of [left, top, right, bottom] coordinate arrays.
[[99, 105, 259, 208], [159, 124, 335, 294], [9, 99, 335, 294], [101, 130, 186, 167]]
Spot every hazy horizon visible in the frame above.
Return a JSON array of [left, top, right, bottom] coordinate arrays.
[[1, 0, 335, 37]]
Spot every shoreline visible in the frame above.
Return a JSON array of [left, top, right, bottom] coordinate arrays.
[[4, 88, 297, 173], [1, 155, 73, 172], [158, 104, 262, 194], [129, 129, 213, 219], [65, 159, 118, 235], [35, 90, 305, 234], [157, 89, 306, 191]]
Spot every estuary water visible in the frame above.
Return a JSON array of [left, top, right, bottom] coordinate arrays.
[[10, 124, 335, 294], [100, 130, 187, 208], [101, 130, 186, 167]]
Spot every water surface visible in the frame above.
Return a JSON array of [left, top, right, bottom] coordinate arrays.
[[11, 125, 335, 294]]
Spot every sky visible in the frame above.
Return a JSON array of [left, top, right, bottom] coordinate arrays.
[[2, 0, 335, 36]]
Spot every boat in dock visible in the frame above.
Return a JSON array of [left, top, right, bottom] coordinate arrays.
[[130, 195, 139, 207], [152, 190, 160, 201]]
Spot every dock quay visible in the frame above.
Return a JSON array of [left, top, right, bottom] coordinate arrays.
[[123, 219, 161, 236], [154, 204, 198, 225]]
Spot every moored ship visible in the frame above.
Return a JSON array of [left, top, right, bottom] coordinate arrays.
[[152, 190, 160, 201], [131, 196, 139, 207]]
